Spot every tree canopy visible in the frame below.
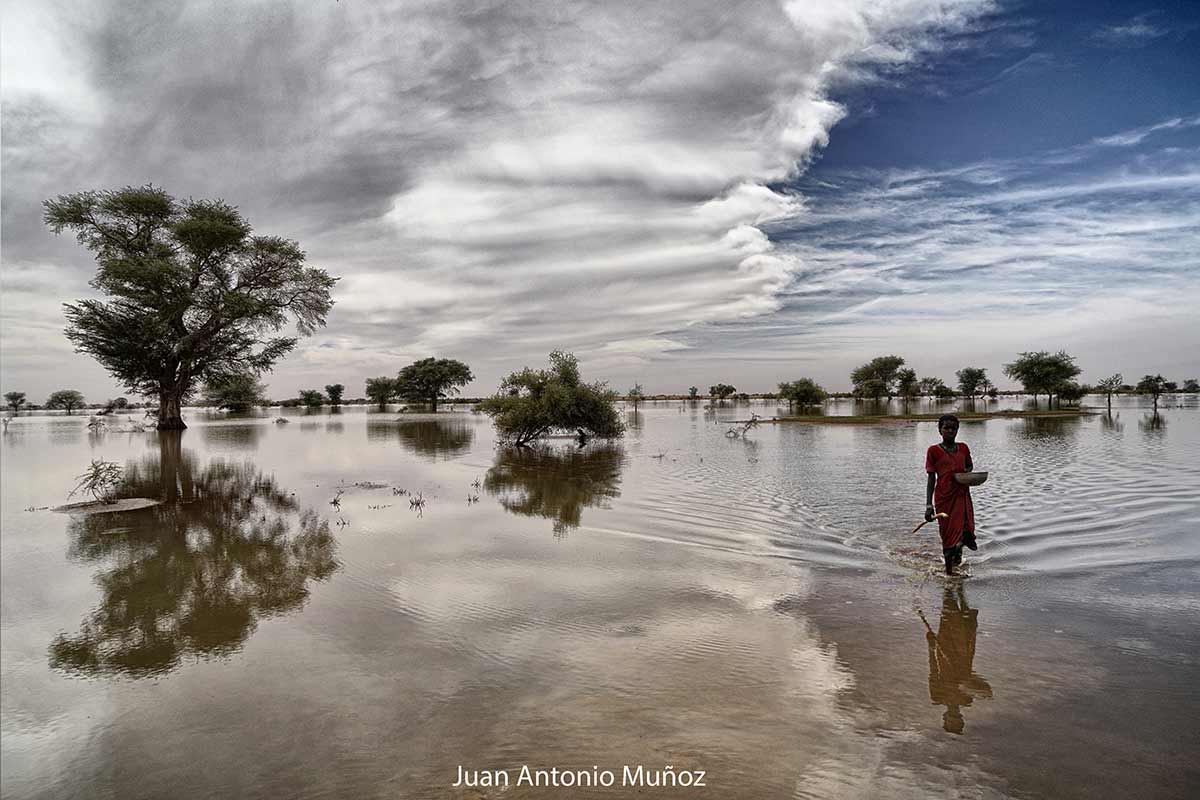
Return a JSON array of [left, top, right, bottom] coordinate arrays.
[[395, 358, 473, 412], [1057, 382, 1088, 405], [895, 368, 919, 400], [709, 383, 736, 401], [955, 367, 988, 398], [920, 377, 956, 399], [298, 389, 325, 408], [202, 374, 267, 412], [1096, 373, 1123, 410], [627, 383, 645, 409], [365, 377, 396, 410], [4, 391, 26, 412], [47, 389, 85, 414], [1135, 374, 1169, 411], [1003, 351, 1081, 406], [778, 378, 827, 410], [1016, 352, 1076, 397], [851, 355, 905, 399], [45, 185, 336, 430], [324, 384, 345, 406], [478, 351, 624, 446]]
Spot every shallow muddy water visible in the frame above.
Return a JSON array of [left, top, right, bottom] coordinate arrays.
[[2, 397, 1198, 798]]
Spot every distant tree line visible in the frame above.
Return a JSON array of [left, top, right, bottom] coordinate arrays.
[[364, 358, 473, 411]]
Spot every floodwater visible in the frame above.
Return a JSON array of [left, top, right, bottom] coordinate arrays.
[[2, 397, 1198, 799]]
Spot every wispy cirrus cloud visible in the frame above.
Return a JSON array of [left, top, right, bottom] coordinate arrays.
[[1090, 13, 1171, 48], [763, 125, 1200, 385], [1091, 115, 1200, 147]]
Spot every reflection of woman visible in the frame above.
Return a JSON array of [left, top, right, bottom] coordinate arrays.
[[924, 585, 992, 734]]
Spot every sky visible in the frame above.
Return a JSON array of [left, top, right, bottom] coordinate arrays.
[[2, 0, 1198, 401]]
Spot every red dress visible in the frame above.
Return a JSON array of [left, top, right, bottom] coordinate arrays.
[[925, 443, 975, 550]]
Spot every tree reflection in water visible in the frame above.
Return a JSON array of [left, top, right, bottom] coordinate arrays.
[[484, 444, 624, 535], [366, 418, 475, 460], [1139, 412, 1166, 435], [49, 433, 338, 678]]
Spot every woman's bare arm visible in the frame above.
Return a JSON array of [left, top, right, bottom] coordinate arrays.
[[925, 472, 936, 520]]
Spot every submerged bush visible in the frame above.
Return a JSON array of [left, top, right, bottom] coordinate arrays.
[[69, 460, 123, 504], [478, 351, 623, 446]]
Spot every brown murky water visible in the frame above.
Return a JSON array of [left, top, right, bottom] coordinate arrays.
[[2, 398, 1198, 798]]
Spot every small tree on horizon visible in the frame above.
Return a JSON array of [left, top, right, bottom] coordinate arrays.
[[895, 368, 919, 403], [778, 378, 827, 411], [299, 389, 325, 409], [4, 391, 26, 412], [46, 185, 336, 430], [627, 383, 645, 410], [919, 377, 955, 399], [203, 375, 267, 412], [851, 355, 905, 399], [956, 367, 988, 399], [1057, 382, 1088, 406], [395, 358, 473, 412], [365, 377, 396, 410], [1135, 375, 1169, 412], [1183, 378, 1199, 393], [1096, 373, 1123, 412], [687, 386, 699, 400], [1003, 351, 1081, 408], [708, 383, 737, 402], [854, 377, 888, 401], [324, 384, 345, 406], [46, 389, 85, 415], [100, 397, 130, 415]]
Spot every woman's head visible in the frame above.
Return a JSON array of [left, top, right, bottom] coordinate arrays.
[[938, 414, 960, 438]]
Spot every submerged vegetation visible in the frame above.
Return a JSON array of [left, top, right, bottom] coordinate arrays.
[[769, 409, 1098, 424], [69, 459, 123, 504], [778, 378, 827, 410], [479, 351, 623, 446]]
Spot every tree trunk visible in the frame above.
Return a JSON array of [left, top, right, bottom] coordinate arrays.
[[430, 395, 438, 413], [157, 388, 187, 430]]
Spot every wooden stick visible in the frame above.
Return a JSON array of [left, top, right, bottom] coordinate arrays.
[[911, 512, 949, 534]]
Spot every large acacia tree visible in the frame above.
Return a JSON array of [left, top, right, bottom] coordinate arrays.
[[46, 186, 336, 430]]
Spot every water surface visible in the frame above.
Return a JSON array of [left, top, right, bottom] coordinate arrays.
[[2, 397, 1198, 798]]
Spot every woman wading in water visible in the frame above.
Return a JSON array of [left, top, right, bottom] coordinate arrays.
[[925, 414, 978, 575]]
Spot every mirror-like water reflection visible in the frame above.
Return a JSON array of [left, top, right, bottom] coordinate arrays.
[[366, 417, 475, 459], [485, 444, 625, 535], [1, 397, 1196, 799], [50, 434, 338, 678], [922, 584, 992, 735]]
